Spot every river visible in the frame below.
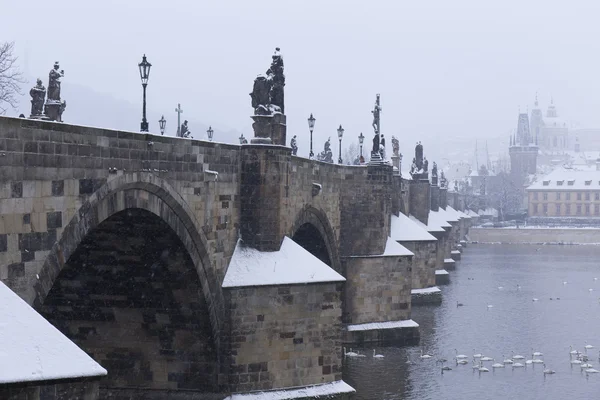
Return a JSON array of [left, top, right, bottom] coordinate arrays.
[[343, 244, 600, 400]]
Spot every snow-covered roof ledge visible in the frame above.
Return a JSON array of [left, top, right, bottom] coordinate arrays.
[[411, 286, 441, 295], [346, 237, 414, 258], [0, 282, 107, 385], [347, 319, 419, 331], [223, 380, 355, 400], [391, 213, 437, 242], [435, 269, 449, 275], [222, 237, 345, 288]]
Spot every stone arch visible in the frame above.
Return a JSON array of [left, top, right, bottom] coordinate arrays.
[[290, 206, 341, 274], [33, 172, 222, 349]]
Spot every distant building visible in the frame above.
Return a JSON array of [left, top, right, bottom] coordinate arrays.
[[526, 165, 600, 218], [509, 112, 538, 178]]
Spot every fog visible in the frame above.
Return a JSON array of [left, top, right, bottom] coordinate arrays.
[[3, 0, 600, 165]]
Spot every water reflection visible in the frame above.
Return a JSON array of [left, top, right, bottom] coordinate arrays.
[[344, 244, 600, 400]]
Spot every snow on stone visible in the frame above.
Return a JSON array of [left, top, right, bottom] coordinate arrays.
[[222, 237, 345, 288], [383, 236, 414, 256], [411, 286, 441, 295], [428, 210, 453, 229], [465, 209, 479, 217], [437, 207, 459, 223], [0, 282, 107, 384], [347, 319, 419, 332], [435, 269, 449, 275], [478, 207, 498, 217], [391, 213, 437, 242], [447, 206, 470, 220], [451, 250, 461, 255], [444, 258, 456, 263], [409, 215, 445, 233], [224, 380, 355, 400]]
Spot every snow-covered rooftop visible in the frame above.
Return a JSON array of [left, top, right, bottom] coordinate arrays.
[[347, 319, 419, 331], [465, 209, 479, 217], [447, 206, 471, 220], [224, 380, 355, 400], [390, 213, 437, 242], [0, 282, 107, 384], [349, 237, 414, 258], [527, 167, 600, 191], [222, 237, 345, 288], [437, 207, 459, 223], [411, 287, 441, 295]]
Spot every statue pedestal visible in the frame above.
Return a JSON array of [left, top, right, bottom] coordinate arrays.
[[411, 172, 429, 182], [44, 100, 66, 122], [29, 114, 51, 121], [391, 155, 401, 175], [251, 113, 287, 145], [369, 151, 384, 165]]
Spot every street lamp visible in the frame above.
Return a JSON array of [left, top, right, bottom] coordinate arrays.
[[308, 113, 316, 159], [138, 54, 152, 132], [158, 115, 166, 135], [358, 132, 364, 160], [337, 124, 344, 164], [207, 126, 214, 142]]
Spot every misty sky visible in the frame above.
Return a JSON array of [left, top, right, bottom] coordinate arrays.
[[3, 0, 600, 165]]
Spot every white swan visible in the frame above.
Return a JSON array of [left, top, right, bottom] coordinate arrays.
[[512, 362, 525, 368], [512, 352, 525, 360], [503, 356, 513, 364], [570, 346, 579, 355], [532, 349, 543, 357], [344, 347, 359, 357], [478, 362, 489, 373], [498, 286, 503, 290], [585, 368, 600, 374], [543, 363, 555, 374], [585, 344, 594, 350], [581, 363, 594, 369], [455, 349, 468, 359], [456, 359, 469, 365], [532, 359, 544, 364], [532, 298, 539, 302], [473, 350, 483, 358], [372, 349, 384, 359], [487, 305, 494, 308], [492, 359, 505, 368], [480, 356, 493, 362], [571, 359, 582, 365], [405, 355, 412, 364], [420, 349, 432, 359]]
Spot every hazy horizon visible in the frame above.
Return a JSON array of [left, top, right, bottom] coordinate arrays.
[[3, 0, 600, 165]]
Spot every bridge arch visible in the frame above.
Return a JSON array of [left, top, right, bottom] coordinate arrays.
[[290, 206, 341, 274], [32, 173, 222, 393]]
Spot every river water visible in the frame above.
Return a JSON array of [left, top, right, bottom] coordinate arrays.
[[343, 244, 600, 400]]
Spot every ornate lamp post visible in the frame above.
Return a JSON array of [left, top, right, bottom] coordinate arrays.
[[308, 113, 316, 159], [358, 132, 364, 160], [138, 54, 152, 132], [207, 126, 214, 142], [337, 124, 344, 164], [158, 115, 166, 135]]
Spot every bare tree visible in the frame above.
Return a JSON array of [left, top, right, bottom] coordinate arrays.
[[0, 41, 24, 115], [342, 142, 360, 165]]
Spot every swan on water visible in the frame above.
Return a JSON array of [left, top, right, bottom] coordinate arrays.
[[512, 362, 525, 368], [532, 298, 539, 302], [492, 360, 505, 369], [473, 350, 483, 358], [344, 347, 359, 357], [580, 363, 593, 369], [585, 344, 594, 350], [373, 349, 384, 359], [532, 349, 543, 357], [571, 359, 583, 365], [570, 346, 579, 355], [480, 356, 493, 362], [543, 364, 555, 374], [532, 359, 544, 364], [503, 355, 513, 364], [455, 349, 468, 359], [420, 349, 432, 359], [585, 368, 600, 374], [478, 362, 489, 373], [456, 359, 469, 365], [512, 352, 525, 360], [456, 301, 464, 307]]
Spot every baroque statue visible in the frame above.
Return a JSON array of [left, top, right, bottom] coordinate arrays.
[[415, 142, 423, 171], [317, 138, 333, 163], [250, 47, 285, 116], [391, 136, 399, 157], [290, 135, 298, 155], [29, 79, 46, 117], [180, 120, 191, 138], [47, 61, 64, 102], [432, 161, 438, 178], [380, 134, 386, 159], [43, 61, 67, 122], [423, 157, 429, 172]]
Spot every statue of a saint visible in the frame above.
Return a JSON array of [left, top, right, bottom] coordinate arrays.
[[423, 157, 429, 172], [47, 62, 64, 102], [29, 79, 46, 117], [372, 133, 380, 155], [317, 138, 333, 163], [440, 171, 447, 188], [250, 75, 272, 115], [415, 141, 424, 171], [410, 157, 417, 175], [180, 120, 191, 138], [371, 94, 381, 134], [391, 136, 399, 157], [432, 161, 438, 178], [266, 47, 285, 114], [290, 135, 298, 155], [380, 134, 386, 159]]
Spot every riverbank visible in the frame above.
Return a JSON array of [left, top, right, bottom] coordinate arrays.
[[469, 227, 600, 244]]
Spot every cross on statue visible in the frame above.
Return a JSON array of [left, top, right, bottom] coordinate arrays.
[[175, 103, 183, 137]]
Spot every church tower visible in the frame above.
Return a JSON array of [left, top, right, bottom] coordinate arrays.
[[510, 112, 538, 177], [530, 93, 543, 146]]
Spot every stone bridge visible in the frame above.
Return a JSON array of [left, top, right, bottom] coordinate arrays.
[[0, 116, 470, 399]]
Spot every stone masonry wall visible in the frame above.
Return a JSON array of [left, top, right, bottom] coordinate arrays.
[[431, 231, 449, 269], [0, 116, 240, 304], [409, 180, 430, 225], [342, 255, 412, 325], [400, 240, 437, 289], [224, 282, 343, 393], [0, 379, 100, 400]]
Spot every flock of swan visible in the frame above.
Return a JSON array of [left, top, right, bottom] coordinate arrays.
[[344, 345, 600, 377]]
